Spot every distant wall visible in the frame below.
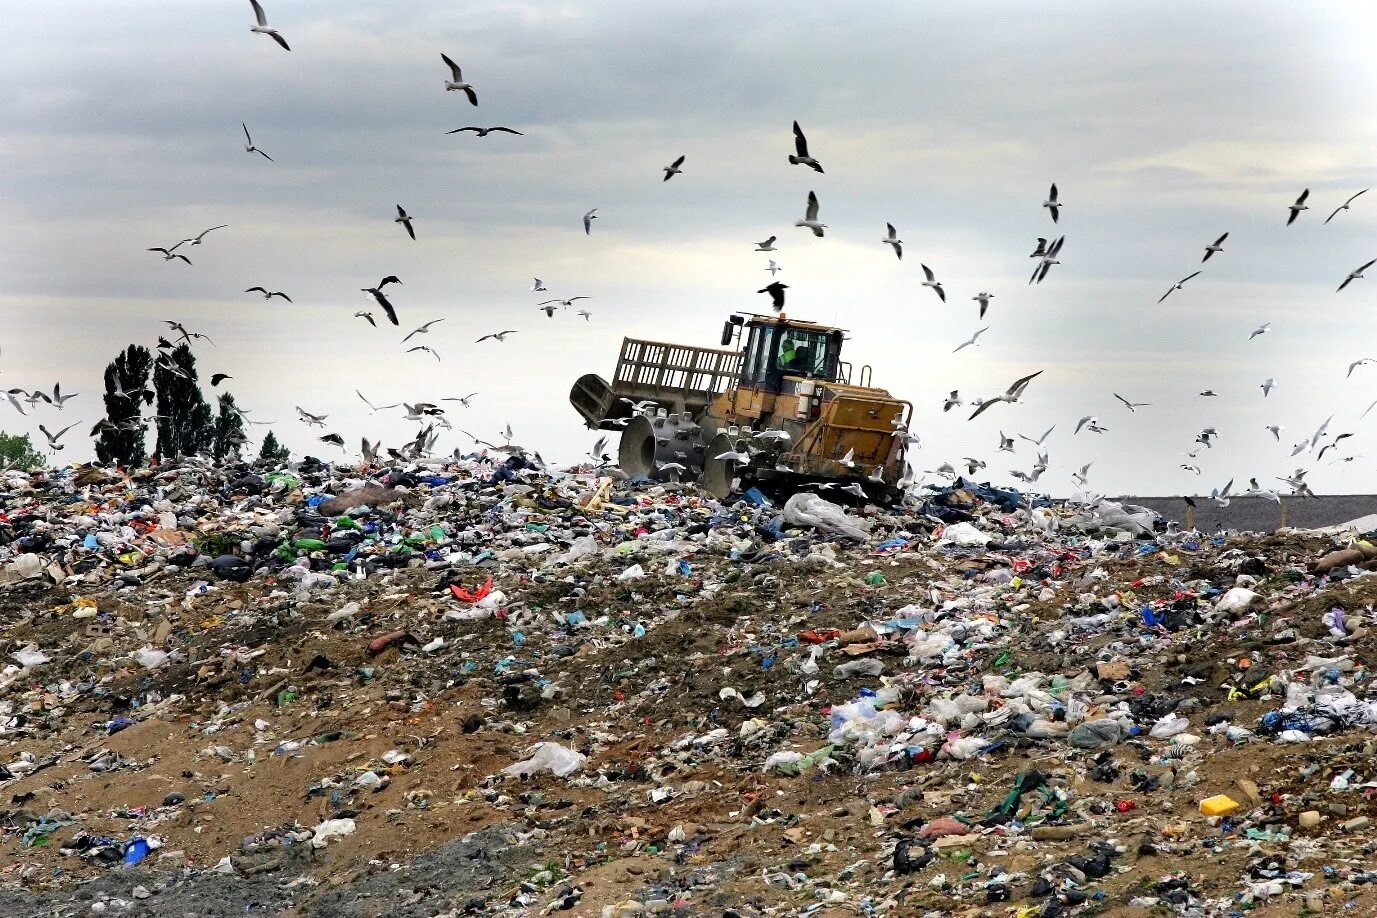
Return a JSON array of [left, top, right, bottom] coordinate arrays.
[[1118, 494, 1377, 532]]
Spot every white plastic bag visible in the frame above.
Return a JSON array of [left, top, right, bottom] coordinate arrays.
[[133, 646, 170, 669], [311, 817, 356, 848], [9, 647, 49, 668], [502, 742, 586, 778], [782, 493, 871, 541], [937, 522, 990, 546]]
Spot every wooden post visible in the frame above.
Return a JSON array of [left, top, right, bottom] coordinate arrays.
[[1185, 505, 1196, 531], [1279, 497, 1289, 529]]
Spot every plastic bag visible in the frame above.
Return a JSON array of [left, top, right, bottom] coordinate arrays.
[[782, 493, 871, 541], [937, 522, 990, 546], [1216, 587, 1260, 613], [311, 817, 357, 848], [133, 647, 170, 669], [9, 647, 50, 668], [502, 742, 586, 778]]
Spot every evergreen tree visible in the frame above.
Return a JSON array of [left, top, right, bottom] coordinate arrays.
[[94, 344, 153, 467], [212, 392, 247, 460], [153, 344, 213, 458], [258, 430, 290, 463]]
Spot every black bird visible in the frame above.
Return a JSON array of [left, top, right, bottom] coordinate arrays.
[[211, 374, 232, 387], [319, 433, 345, 449], [758, 282, 788, 312], [361, 287, 399, 325], [445, 126, 522, 137]]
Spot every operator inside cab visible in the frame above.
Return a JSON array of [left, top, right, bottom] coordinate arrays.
[[777, 334, 821, 377]]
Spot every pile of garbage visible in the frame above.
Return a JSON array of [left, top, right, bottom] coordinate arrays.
[[0, 455, 1375, 916]]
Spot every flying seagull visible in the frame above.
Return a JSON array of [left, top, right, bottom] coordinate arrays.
[[576, 309, 591, 321], [1072, 462, 1094, 488], [148, 248, 191, 264], [356, 390, 400, 413], [360, 287, 398, 326], [1211, 478, 1234, 507], [920, 264, 946, 302], [395, 205, 416, 240], [1265, 424, 1283, 441], [1248, 322, 1271, 340], [972, 292, 994, 319], [882, 223, 902, 260], [1158, 270, 1201, 304], [245, 286, 291, 302], [476, 330, 517, 343], [583, 209, 597, 234], [406, 345, 441, 362], [1202, 232, 1228, 262], [1286, 189, 1309, 225], [319, 433, 345, 449], [441, 53, 477, 104], [1261, 377, 1275, 397], [766, 259, 781, 276], [241, 123, 273, 161], [1030, 238, 1048, 258], [755, 236, 777, 252], [952, 327, 989, 353], [446, 126, 521, 137], [943, 391, 962, 412], [537, 302, 558, 318], [211, 374, 232, 387], [788, 121, 824, 173], [662, 154, 685, 181], [968, 370, 1043, 420], [1043, 183, 1061, 223], [38, 422, 80, 451], [1019, 424, 1055, 446], [530, 278, 547, 292], [538, 296, 591, 309], [1114, 393, 1149, 411], [401, 319, 445, 344], [997, 431, 1015, 452], [296, 407, 327, 427], [1029, 235, 1065, 284], [795, 191, 825, 237], [1324, 189, 1368, 224], [441, 392, 479, 408], [1347, 357, 1377, 378], [758, 282, 788, 312], [248, 0, 290, 51], [1337, 258, 1376, 292], [180, 225, 228, 247]]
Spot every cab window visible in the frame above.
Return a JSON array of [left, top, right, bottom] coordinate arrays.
[[776, 329, 828, 377]]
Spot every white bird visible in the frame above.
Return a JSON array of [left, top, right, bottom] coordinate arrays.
[[180, 224, 228, 247], [968, 371, 1043, 420], [881, 223, 902, 260], [395, 205, 416, 240], [942, 391, 962, 412], [1286, 189, 1309, 225], [1211, 478, 1234, 506], [576, 309, 592, 321], [788, 121, 824, 173], [1325, 189, 1368, 225], [1248, 323, 1271, 341], [1019, 425, 1055, 446], [839, 447, 855, 469], [401, 319, 444, 343], [840, 483, 867, 499], [1202, 232, 1228, 262], [1072, 462, 1093, 487], [920, 264, 946, 303], [765, 259, 781, 276], [1338, 258, 1376, 292], [355, 390, 400, 414], [1158, 271, 1201, 304], [755, 236, 777, 252], [714, 449, 751, 466], [440, 392, 479, 408], [530, 278, 547, 292], [753, 429, 792, 442], [241, 122, 273, 161], [972, 292, 994, 319], [406, 345, 440, 362], [538, 296, 591, 309], [1246, 477, 1281, 503], [1029, 235, 1064, 284], [1260, 377, 1275, 397], [1348, 357, 1377, 378], [662, 155, 685, 181], [38, 422, 80, 450], [296, 406, 327, 427], [147, 247, 191, 264], [1074, 415, 1098, 435], [50, 383, 79, 408], [1114, 393, 1149, 412], [963, 457, 987, 476], [997, 431, 1015, 453], [248, 0, 290, 51], [1042, 182, 1061, 223], [619, 398, 659, 412], [583, 209, 598, 235], [953, 327, 989, 353], [475, 330, 517, 343], [440, 53, 477, 104], [1180, 464, 1202, 475], [795, 191, 825, 237], [1265, 424, 1283, 440], [245, 286, 291, 302], [1365, 398, 1377, 420]]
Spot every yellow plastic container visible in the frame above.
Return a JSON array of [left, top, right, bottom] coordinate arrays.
[[1199, 794, 1240, 817]]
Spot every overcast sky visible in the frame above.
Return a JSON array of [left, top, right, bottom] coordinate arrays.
[[2, 1, 1375, 497]]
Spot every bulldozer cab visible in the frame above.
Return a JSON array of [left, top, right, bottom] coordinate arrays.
[[733, 315, 844, 392]]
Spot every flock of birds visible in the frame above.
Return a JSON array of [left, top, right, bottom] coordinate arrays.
[[7, 2, 1374, 512]]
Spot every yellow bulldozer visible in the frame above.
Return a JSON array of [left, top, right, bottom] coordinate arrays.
[[570, 312, 913, 503]]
